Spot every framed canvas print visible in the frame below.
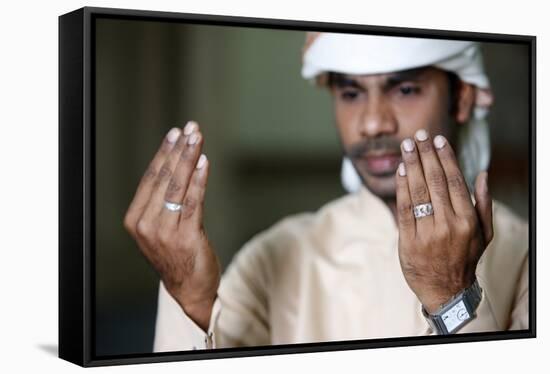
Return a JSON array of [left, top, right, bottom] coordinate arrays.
[[59, 6, 536, 367]]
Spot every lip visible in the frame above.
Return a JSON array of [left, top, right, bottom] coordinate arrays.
[[360, 153, 401, 175]]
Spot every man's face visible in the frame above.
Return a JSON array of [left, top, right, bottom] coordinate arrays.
[[328, 67, 458, 199]]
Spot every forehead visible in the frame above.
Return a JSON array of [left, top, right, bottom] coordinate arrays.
[[328, 66, 443, 87]]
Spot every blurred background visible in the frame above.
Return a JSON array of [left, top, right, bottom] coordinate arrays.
[[94, 18, 530, 356]]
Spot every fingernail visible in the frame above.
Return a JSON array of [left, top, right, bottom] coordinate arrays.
[[166, 128, 181, 143], [402, 138, 414, 152], [183, 121, 198, 136], [398, 162, 406, 176], [415, 129, 428, 141], [188, 133, 199, 145], [196, 154, 207, 169], [433, 135, 447, 149]]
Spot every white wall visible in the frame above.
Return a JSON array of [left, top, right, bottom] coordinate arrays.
[[0, 0, 546, 373]]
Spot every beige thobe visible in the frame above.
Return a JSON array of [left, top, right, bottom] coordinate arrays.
[[153, 186, 529, 351]]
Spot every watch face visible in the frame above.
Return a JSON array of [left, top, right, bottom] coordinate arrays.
[[442, 300, 470, 333], [457, 308, 469, 321]]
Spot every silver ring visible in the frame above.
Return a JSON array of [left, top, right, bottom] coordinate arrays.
[[413, 202, 434, 219], [164, 201, 182, 212]]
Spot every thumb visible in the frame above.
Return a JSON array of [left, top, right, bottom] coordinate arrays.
[[474, 171, 494, 246]]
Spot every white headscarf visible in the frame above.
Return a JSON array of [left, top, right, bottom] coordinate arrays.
[[301, 33, 494, 192]]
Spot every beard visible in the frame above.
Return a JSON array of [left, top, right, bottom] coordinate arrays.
[[344, 136, 403, 199]]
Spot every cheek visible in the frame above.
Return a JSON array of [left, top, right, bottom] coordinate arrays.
[[334, 103, 360, 143], [392, 106, 428, 137], [392, 97, 451, 137]]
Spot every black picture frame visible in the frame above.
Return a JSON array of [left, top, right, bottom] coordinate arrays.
[[59, 6, 536, 367]]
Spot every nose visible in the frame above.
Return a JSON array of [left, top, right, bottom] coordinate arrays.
[[358, 95, 397, 138]]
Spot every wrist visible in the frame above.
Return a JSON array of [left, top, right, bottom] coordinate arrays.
[[180, 296, 216, 332], [422, 279, 483, 335], [421, 277, 477, 314]]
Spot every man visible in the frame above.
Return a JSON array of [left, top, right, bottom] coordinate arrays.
[[123, 32, 528, 351]]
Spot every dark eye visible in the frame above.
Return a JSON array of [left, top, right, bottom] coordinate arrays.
[[340, 90, 359, 101], [399, 85, 419, 96]]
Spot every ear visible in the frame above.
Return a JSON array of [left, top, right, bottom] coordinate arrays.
[[454, 81, 476, 124]]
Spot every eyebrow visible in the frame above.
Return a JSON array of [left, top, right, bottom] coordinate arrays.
[[329, 67, 428, 90]]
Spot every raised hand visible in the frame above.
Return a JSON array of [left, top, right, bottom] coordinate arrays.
[[395, 129, 494, 314], [123, 121, 220, 330]]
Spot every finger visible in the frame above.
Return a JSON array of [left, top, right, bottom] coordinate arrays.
[[141, 121, 200, 224], [163, 127, 204, 205], [413, 129, 453, 220], [433, 135, 476, 217], [395, 162, 416, 238], [125, 127, 181, 226], [401, 138, 434, 228], [158, 129, 205, 226], [474, 171, 494, 246], [177, 153, 210, 230]]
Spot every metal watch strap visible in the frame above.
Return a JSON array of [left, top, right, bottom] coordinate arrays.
[[422, 279, 483, 335]]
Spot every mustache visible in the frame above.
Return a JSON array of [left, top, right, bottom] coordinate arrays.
[[346, 137, 402, 158]]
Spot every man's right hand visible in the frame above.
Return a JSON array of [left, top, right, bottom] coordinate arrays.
[[123, 121, 220, 331]]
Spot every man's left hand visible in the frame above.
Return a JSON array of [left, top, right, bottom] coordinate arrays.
[[395, 129, 494, 314]]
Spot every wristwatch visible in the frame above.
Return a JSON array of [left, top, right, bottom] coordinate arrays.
[[422, 279, 483, 335]]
